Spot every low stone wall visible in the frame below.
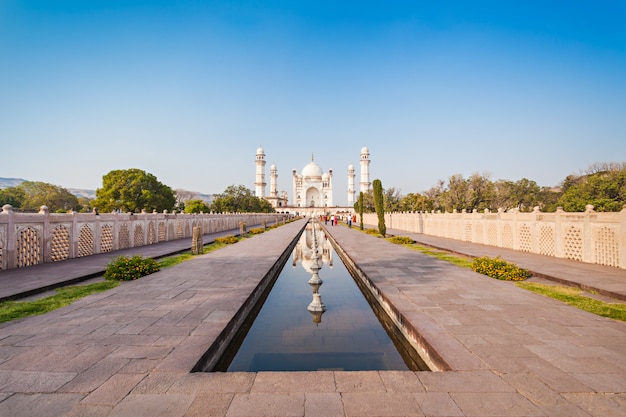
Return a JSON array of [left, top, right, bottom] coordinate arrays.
[[363, 206, 626, 269], [0, 205, 289, 270]]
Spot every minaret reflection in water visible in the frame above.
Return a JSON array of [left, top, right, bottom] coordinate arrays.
[[306, 222, 326, 324], [225, 220, 410, 372]]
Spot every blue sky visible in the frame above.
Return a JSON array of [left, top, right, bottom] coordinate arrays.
[[1, 1, 625, 206]]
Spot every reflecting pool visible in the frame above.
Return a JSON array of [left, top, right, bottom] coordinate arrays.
[[217, 221, 417, 372]]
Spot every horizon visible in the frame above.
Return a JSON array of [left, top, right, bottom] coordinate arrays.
[[1, 1, 625, 206]]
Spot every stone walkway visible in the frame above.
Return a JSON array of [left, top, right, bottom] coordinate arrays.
[[0, 219, 624, 416]]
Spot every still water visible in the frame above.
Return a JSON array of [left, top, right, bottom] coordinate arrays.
[[222, 222, 412, 372]]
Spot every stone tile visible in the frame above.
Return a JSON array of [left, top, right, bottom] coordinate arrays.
[[251, 371, 336, 393], [0, 345, 56, 370], [114, 317, 161, 335], [53, 345, 118, 373], [562, 393, 626, 417], [109, 393, 195, 417], [342, 392, 423, 416], [184, 392, 234, 417], [451, 392, 544, 416], [379, 371, 425, 392], [334, 371, 385, 392], [0, 393, 83, 417], [420, 331, 486, 371], [523, 360, 593, 393], [226, 393, 304, 416], [168, 372, 255, 394], [304, 392, 344, 417], [58, 358, 130, 393], [81, 373, 146, 406], [132, 371, 183, 394], [413, 392, 464, 416], [154, 335, 214, 372], [501, 373, 568, 405], [572, 372, 626, 392], [0, 370, 77, 392], [99, 334, 161, 346], [119, 358, 161, 374], [108, 345, 173, 360], [62, 404, 113, 417], [24, 345, 88, 372], [534, 402, 593, 417], [418, 370, 515, 393]]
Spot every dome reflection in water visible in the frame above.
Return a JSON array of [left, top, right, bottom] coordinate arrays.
[[224, 221, 412, 372]]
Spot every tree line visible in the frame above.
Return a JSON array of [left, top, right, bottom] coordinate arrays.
[[358, 162, 626, 213], [0, 169, 275, 214], [2, 162, 624, 214]]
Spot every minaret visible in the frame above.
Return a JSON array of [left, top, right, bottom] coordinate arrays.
[[359, 146, 371, 193], [255, 146, 266, 198], [270, 164, 278, 197], [347, 164, 356, 206], [327, 168, 333, 207]]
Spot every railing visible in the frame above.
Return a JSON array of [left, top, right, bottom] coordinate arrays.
[[0, 205, 290, 270], [363, 205, 626, 269]]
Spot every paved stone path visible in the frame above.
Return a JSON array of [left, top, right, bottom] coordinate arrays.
[[0, 219, 624, 416]]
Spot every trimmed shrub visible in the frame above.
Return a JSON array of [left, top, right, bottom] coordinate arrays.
[[249, 227, 265, 235], [215, 235, 239, 245], [364, 228, 380, 235], [104, 255, 160, 281], [471, 256, 531, 281], [388, 236, 415, 245]]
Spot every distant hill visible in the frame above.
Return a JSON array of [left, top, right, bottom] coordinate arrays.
[[0, 177, 213, 203], [0, 177, 27, 188]]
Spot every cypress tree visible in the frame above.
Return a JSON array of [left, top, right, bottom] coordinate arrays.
[[373, 179, 386, 236], [358, 192, 364, 230]]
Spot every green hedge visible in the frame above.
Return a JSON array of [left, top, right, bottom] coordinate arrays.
[[104, 255, 160, 281], [215, 235, 240, 245], [471, 256, 530, 281], [388, 236, 415, 245]]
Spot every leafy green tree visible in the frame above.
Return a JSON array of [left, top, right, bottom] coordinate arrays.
[[492, 178, 541, 212], [357, 191, 375, 213], [184, 199, 210, 213], [77, 197, 93, 213], [383, 187, 402, 212], [466, 172, 495, 212], [441, 174, 469, 212], [399, 192, 433, 212], [0, 186, 26, 208], [9, 181, 80, 212], [210, 185, 274, 213], [94, 169, 176, 213], [537, 187, 562, 212], [373, 179, 386, 236], [424, 180, 446, 211], [557, 168, 626, 212]]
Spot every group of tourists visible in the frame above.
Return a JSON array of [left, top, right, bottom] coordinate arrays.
[[321, 213, 358, 228]]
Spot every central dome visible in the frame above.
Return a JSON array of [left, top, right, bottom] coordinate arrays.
[[302, 161, 323, 178]]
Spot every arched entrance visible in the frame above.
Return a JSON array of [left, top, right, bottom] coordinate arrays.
[[305, 187, 321, 207]]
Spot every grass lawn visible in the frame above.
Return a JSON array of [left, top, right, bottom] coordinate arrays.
[[516, 281, 626, 322], [0, 281, 119, 324]]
